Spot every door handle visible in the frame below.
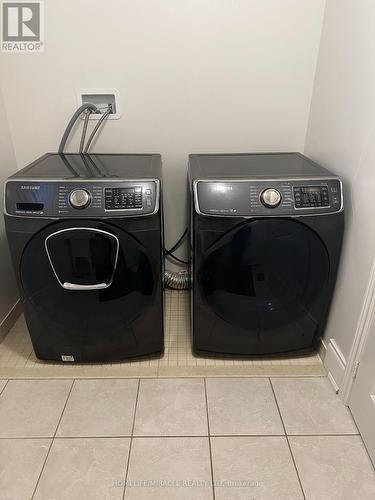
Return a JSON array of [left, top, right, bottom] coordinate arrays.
[[45, 227, 120, 291], [63, 282, 109, 291]]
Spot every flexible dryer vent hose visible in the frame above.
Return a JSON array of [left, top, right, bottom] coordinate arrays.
[[164, 270, 191, 290]]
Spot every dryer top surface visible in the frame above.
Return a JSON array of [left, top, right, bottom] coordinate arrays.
[[189, 152, 338, 181]]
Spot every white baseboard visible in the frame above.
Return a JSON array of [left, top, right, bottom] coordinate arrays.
[[318, 336, 327, 361], [324, 338, 346, 390], [341, 258, 375, 404], [0, 300, 22, 343]]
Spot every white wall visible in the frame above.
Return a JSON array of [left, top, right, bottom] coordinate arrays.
[[305, 1, 375, 375], [0, 88, 19, 328], [0, 0, 325, 261]]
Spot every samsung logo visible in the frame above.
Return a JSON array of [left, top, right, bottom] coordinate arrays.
[[20, 185, 40, 190]]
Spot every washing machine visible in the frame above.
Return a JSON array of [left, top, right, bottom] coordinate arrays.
[[189, 152, 344, 355], [4, 153, 164, 362]]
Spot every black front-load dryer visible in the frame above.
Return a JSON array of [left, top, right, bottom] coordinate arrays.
[[189, 153, 344, 355], [4, 153, 164, 362]]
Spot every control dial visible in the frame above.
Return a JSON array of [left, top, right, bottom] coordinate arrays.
[[69, 189, 91, 209], [260, 188, 282, 208]]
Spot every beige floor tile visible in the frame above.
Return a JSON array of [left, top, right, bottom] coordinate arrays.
[[125, 437, 213, 499], [0, 379, 7, 393], [0, 438, 51, 500], [134, 378, 208, 436], [56, 379, 138, 437], [0, 379, 73, 437], [206, 378, 284, 435], [34, 438, 129, 500], [211, 436, 304, 499], [271, 377, 358, 435], [290, 435, 375, 499]]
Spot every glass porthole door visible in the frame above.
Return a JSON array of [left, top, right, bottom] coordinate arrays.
[[20, 221, 155, 334], [198, 218, 330, 349]]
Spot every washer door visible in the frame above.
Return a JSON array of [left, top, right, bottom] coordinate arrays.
[[20, 220, 155, 335], [198, 218, 330, 350]]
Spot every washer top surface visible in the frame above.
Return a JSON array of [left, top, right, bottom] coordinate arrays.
[[5, 153, 162, 218], [189, 152, 333, 180], [9, 153, 162, 180]]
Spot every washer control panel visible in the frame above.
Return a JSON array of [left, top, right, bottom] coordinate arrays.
[[195, 178, 343, 217], [5, 180, 159, 218], [105, 187, 143, 210]]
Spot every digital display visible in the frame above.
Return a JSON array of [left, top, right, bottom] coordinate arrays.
[[303, 187, 322, 193], [293, 185, 329, 208], [16, 203, 44, 212], [105, 187, 143, 210]]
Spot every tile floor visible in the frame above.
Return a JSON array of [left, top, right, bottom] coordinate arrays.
[[0, 291, 325, 378], [0, 376, 374, 500]]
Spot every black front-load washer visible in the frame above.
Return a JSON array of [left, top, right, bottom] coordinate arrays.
[[4, 153, 164, 362], [189, 152, 344, 355]]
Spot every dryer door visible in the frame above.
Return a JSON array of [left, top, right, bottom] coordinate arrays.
[[197, 218, 330, 354], [19, 220, 160, 360]]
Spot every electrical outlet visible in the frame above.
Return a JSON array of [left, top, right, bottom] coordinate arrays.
[[78, 89, 120, 120]]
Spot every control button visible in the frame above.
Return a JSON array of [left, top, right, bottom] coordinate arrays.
[[260, 188, 282, 208], [69, 189, 91, 209]]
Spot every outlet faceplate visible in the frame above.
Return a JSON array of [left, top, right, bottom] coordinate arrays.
[[78, 89, 120, 120]]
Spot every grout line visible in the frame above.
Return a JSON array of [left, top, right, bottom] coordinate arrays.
[[0, 376, 327, 382], [347, 407, 375, 473], [346, 406, 361, 435], [270, 432, 360, 437], [205, 432, 361, 438], [204, 378, 216, 500], [269, 378, 307, 500], [1, 374, 327, 381], [0, 376, 142, 381], [30, 379, 75, 500], [122, 378, 140, 500], [0, 432, 362, 440], [52, 379, 76, 438], [0, 379, 9, 396]]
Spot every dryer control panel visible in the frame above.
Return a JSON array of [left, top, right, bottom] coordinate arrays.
[[4, 180, 159, 218], [194, 178, 343, 217]]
